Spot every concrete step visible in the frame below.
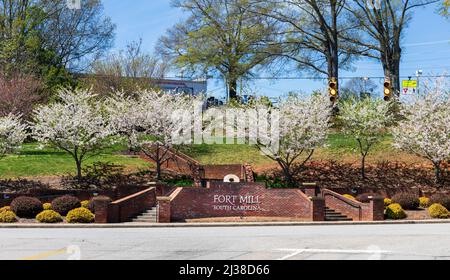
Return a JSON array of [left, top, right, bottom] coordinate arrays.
[[133, 218, 157, 223], [325, 207, 353, 221], [131, 208, 158, 223], [325, 214, 349, 218], [325, 217, 353, 221]]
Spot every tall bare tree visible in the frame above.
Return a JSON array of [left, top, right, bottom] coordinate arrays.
[[344, 0, 439, 95], [0, 0, 115, 76], [157, 0, 281, 100], [39, 0, 115, 71], [87, 39, 168, 95], [254, 0, 362, 90]]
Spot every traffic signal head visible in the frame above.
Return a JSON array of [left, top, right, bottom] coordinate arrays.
[[384, 79, 392, 101], [329, 78, 338, 102]]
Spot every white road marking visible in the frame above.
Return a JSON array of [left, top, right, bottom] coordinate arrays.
[[277, 248, 391, 260]]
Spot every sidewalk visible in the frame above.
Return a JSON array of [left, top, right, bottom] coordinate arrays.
[[1, 219, 450, 228]]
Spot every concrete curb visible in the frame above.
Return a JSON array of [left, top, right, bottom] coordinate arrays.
[[1, 220, 450, 229]]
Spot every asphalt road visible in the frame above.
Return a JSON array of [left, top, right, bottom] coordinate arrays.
[[1, 223, 450, 260]]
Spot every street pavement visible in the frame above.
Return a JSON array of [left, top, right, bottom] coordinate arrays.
[[1, 223, 450, 260]]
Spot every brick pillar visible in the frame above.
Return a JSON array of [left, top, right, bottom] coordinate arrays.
[[369, 196, 385, 221], [243, 163, 255, 182], [93, 196, 112, 224], [192, 165, 204, 188], [303, 183, 319, 197], [157, 197, 171, 223], [311, 197, 325, 221]]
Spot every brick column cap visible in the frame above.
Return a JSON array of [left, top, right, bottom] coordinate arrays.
[[157, 196, 171, 202]]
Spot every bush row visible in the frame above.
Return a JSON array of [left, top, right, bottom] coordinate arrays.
[[1, 195, 97, 224], [343, 192, 450, 220]]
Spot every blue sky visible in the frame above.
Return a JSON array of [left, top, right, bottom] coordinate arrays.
[[103, 1, 450, 100]]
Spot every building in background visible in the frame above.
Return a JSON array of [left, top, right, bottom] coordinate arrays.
[[153, 79, 207, 96]]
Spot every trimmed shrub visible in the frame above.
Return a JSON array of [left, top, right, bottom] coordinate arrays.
[[0, 206, 11, 213], [10, 196, 43, 218], [0, 211, 17, 223], [43, 203, 52, 210], [66, 208, 95, 224], [386, 203, 407, 220], [36, 210, 63, 223], [51, 195, 81, 216], [343, 194, 356, 200], [419, 197, 430, 209], [384, 198, 392, 208], [81, 200, 90, 209], [428, 204, 450, 219], [429, 194, 450, 210], [391, 193, 419, 210]]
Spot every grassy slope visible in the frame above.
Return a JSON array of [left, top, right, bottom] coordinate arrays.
[[0, 133, 423, 179], [0, 143, 151, 179]]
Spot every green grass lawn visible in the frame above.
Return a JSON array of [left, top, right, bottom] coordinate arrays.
[[0, 143, 151, 179], [0, 133, 411, 179]]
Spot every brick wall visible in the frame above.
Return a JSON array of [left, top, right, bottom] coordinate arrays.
[[94, 187, 157, 223], [165, 183, 314, 222], [202, 165, 245, 181], [322, 189, 384, 221]]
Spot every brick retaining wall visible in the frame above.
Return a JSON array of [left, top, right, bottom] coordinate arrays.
[[322, 189, 384, 221], [160, 183, 315, 222]]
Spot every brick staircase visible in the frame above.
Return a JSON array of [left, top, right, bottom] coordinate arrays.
[[325, 207, 353, 222], [131, 207, 158, 223]]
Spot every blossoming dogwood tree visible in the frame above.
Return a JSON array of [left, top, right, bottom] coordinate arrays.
[[393, 78, 450, 184], [250, 93, 332, 187], [107, 90, 197, 180], [105, 92, 143, 151], [339, 98, 396, 179], [0, 114, 27, 159], [32, 88, 115, 179]]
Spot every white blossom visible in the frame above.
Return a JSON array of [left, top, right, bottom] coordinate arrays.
[[0, 114, 27, 158], [339, 97, 395, 178], [393, 77, 450, 182], [249, 93, 332, 186], [31, 88, 115, 178], [105, 90, 198, 179]]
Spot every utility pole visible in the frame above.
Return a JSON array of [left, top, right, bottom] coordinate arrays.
[[416, 70, 423, 96]]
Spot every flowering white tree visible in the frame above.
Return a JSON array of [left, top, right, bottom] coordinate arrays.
[[32, 88, 115, 179], [339, 98, 396, 179], [105, 92, 143, 151], [250, 93, 332, 187], [0, 114, 27, 159], [393, 78, 450, 183], [106, 90, 197, 180]]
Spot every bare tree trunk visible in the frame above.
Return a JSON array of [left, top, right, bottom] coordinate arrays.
[[75, 159, 82, 180], [156, 160, 162, 181], [155, 144, 162, 180], [361, 154, 366, 179], [433, 161, 443, 185], [229, 78, 238, 101], [382, 50, 401, 97], [329, 0, 339, 86]]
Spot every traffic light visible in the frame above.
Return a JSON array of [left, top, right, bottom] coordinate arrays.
[[384, 79, 392, 101], [329, 78, 338, 102]]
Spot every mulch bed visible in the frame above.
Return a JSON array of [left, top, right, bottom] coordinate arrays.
[[260, 160, 450, 195]]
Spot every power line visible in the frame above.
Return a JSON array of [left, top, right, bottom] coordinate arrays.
[[163, 74, 450, 81]]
